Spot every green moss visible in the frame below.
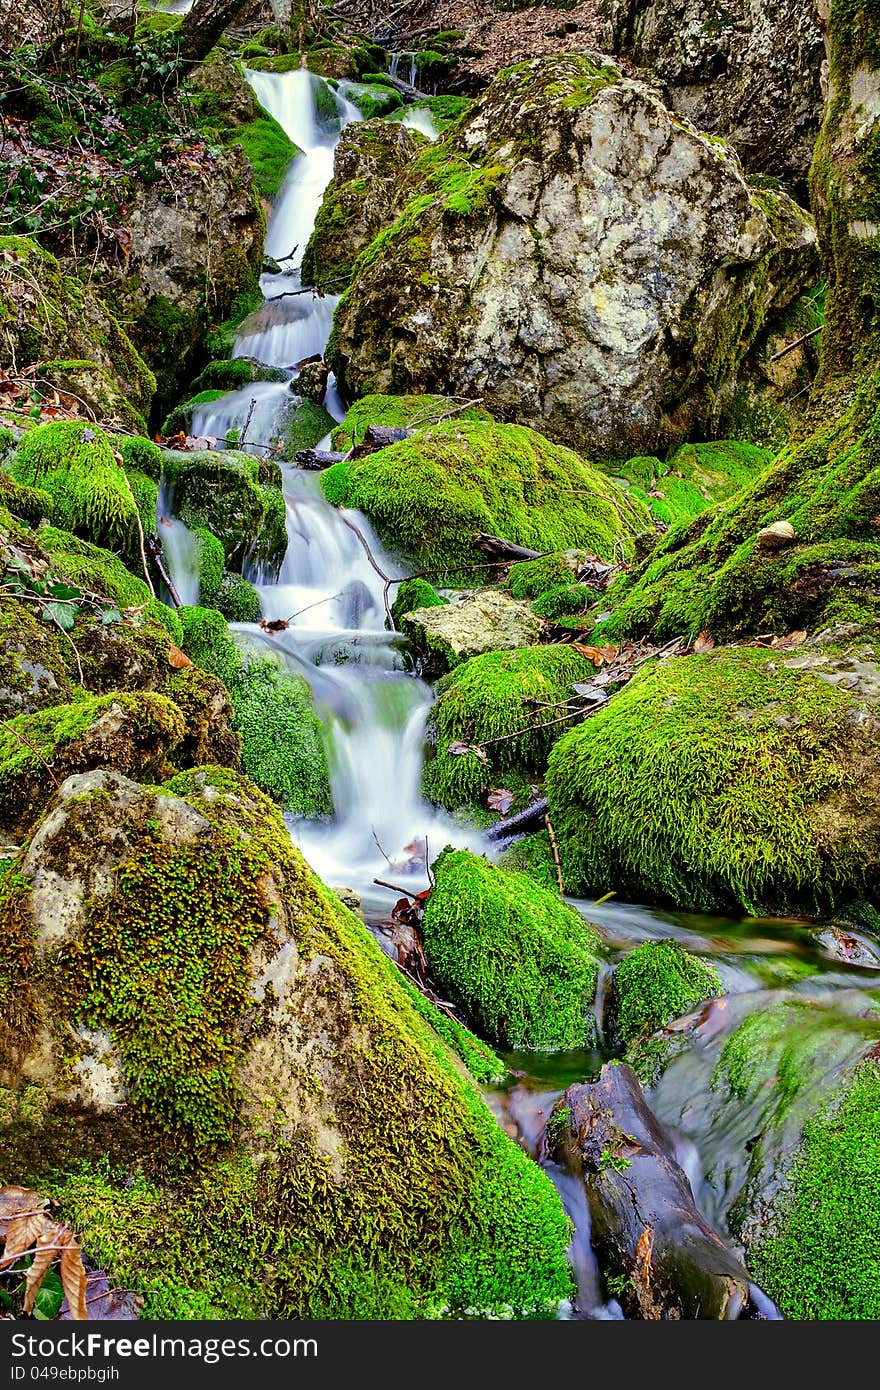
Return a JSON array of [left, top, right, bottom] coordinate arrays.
[[498, 830, 559, 892], [37, 526, 182, 641], [343, 82, 403, 120], [118, 436, 162, 483], [387, 96, 471, 130], [508, 553, 580, 600], [332, 393, 492, 450], [395, 977, 507, 1085], [176, 609, 331, 816], [322, 419, 651, 577], [192, 527, 225, 606], [9, 421, 137, 552], [212, 572, 261, 623], [229, 111, 299, 201], [610, 938, 720, 1050], [124, 471, 159, 558], [422, 849, 601, 1050], [190, 359, 287, 394], [606, 441, 773, 528], [546, 646, 869, 914], [0, 472, 53, 525], [161, 391, 227, 438], [3, 770, 573, 1317], [423, 645, 597, 810], [284, 398, 335, 456], [161, 450, 286, 573], [531, 583, 595, 622], [391, 577, 447, 627], [0, 692, 184, 836]]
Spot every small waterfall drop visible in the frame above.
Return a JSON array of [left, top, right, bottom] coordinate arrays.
[[156, 480, 200, 607], [390, 51, 419, 88]]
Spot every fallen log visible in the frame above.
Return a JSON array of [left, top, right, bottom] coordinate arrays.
[[473, 533, 543, 562], [548, 1063, 777, 1320], [295, 448, 346, 470], [483, 797, 549, 845], [352, 424, 414, 455]]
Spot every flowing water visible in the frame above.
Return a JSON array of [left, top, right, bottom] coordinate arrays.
[[159, 68, 878, 1319]]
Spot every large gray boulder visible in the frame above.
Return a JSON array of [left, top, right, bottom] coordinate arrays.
[[330, 55, 817, 460], [605, 0, 825, 193]]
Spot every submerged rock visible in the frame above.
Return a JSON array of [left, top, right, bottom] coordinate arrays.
[[0, 769, 574, 1319], [546, 644, 880, 915], [422, 848, 603, 1050], [329, 54, 817, 458]]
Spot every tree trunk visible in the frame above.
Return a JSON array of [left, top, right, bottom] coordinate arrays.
[[548, 1064, 777, 1320], [810, 0, 880, 379], [178, 0, 251, 67]]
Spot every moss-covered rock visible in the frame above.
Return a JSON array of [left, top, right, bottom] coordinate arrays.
[[391, 577, 447, 628], [340, 80, 403, 120], [530, 583, 596, 624], [609, 939, 721, 1082], [329, 55, 817, 458], [177, 608, 332, 818], [507, 552, 585, 600], [284, 397, 336, 456], [0, 769, 574, 1318], [0, 598, 74, 720], [9, 422, 137, 554], [0, 472, 52, 526], [607, 441, 773, 528], [0, 692, 184, 838], [117, 435, 162, 483], [190, 358, 288, 394], [160, 449, 286, 574], [422, 848, 602, 1050], [0, 237, 155, 425], [332, 393, 493, 451], [302, 119, 424, 291], [36, 526, 181, 641], [212, 572, 261, 623], [423, 645, 601, 810], [546, 644, 880, 915], [321, 418, 651, 575]]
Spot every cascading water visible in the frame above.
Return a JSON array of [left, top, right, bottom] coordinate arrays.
[[180, 68, 481, 910], [390, 51, 419, 88]]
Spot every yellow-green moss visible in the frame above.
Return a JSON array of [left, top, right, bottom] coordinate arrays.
[[9, 421, 137, 552]]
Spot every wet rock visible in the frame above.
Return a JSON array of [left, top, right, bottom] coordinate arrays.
[[605, 0, 825, 192], [329, 54, 817, 459], [404, 589, 546, 669]]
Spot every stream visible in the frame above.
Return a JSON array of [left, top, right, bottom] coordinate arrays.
[[159, 68, 880, 1320]]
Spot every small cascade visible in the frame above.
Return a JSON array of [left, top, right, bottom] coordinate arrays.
[[401, 106, 439, 140], [390, 51, 419, 88], [155, 480, 200, 607]]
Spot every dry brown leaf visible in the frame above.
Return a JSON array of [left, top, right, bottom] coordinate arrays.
[[572, 643, 618, 668], [0, 1187, 47, 1240], [693, 631, 715, 653], [1, 1210, 50, 1268], [487, 788, 515, 816], [58, 1229, 89, 1322], [167, 644, 193, 670], [23, 1223, 63, 1315], [771, 629, 808, 650]]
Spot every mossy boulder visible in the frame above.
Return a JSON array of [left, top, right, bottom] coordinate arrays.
[[284, 397, 336, 456], [609, 939, 721, 1083], [160, 448, 286, 574], [0, 599, 74, 720], [321, 418, 651, 575], [9, 422, 138, 554], [422, 848, 602, 1050], [596, 379, 880, 644], [190, 56, 300, 202], [331, 393, 493, 451], [423, 645, 602, 810], [0, 237, 155, 425], [329, 55, 817, 458], [340, 80, 403, 120], [507, 552, 586, 600], [178, 608, 332, 818], [546, 644, 880, 915], [0, 692, 184, 838], [302, 120, 424, 291], [0, 473, 52, 526], [606, 441, 773, 528], [0, 769, 574, 1318], [391, 577, 446, 628], [404, 590, 546, 671], [190, 358, 288, 394]]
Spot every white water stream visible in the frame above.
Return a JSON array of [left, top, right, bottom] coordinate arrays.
[[165, 69, 480, 909]]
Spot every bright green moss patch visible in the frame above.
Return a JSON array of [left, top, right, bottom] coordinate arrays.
[[177, 609, 331, 817], [161, 450, 286, 572], [531, 583, 596, 622], [424, 645, 597, 810], [395, 976, 507, 1085], [606, 441, 772, 527], [391, 577, 447, 627], [332, 393, 493, 450], [0, 471, 52, 525], [610, 939, 720, 1053], [190, 359, 288, 394], [508, 553, 580, 600], [229, 112, 299, 201], [284, 398, 335, 456], [749, 1060, 880, 1319], [498, 830, 559, 892], [322, 419, 651, 576], [9, 421, 137, 552], [422, 848, 602, 1049], [37, 526, 182, 640], [213, 572, 261, 623], [118, 435, 162, 483], [546, 646, 870, 914]]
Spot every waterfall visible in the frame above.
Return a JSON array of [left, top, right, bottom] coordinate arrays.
[[390, 51, 419, 88], [183, 68, 482, 908], [155, 480, 201, 608]]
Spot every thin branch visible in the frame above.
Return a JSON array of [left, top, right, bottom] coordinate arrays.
[[544, 813, 564, 895], [1, 719, 60, 788], [767, 324, 823, 363]]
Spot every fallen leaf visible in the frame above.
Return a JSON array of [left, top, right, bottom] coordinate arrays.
[[260, 618, 289, 633], [487, 787, 515, 815], [167, 645, 193, 669], [693, 631, 715, 652], [573, 643, 617, 668], [448, 740, 489, 764], [58, 1229, 89, 1322], [771, 629, 808, 650]]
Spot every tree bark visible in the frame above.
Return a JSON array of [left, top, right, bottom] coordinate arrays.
[[810, 0, 880, 379], [178, 0, 252, 67], [472, 534, 543, 562], [548, 1064, 777, 1320]]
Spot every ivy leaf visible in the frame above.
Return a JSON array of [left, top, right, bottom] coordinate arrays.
[[47, 583, 83, 601], [43, 602, 76, 631], [101, 606, 123, 625], [33, 1269, 64, 1321]]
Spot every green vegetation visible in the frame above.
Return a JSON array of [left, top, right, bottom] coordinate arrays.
[[161, 450, 286, 572], [332, 394, 492, 450], [322, 419, 651, 576], [190, 359, 287, 394], [9, 422, 137, 552], [508, 553, 581, 600], [285, 399, 336, 456], [609, 939, 720, 1080], [177, 608, 331, 818], [606, 441, 772, 527], [547, 647, 868, 914], [0, 472, 53, 525], [391, 577, 447, 627], [37, 525, 181, 640], [424, 645, 597, 810], [422, 849, 602, 1049]]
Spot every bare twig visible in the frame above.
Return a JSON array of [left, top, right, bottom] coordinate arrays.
[[239, 396, 257, 448], [0, 719, 61, 788], [374, 876, 422, 896], [767, 324, 824, 363], [544, 813, 564, 895]]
